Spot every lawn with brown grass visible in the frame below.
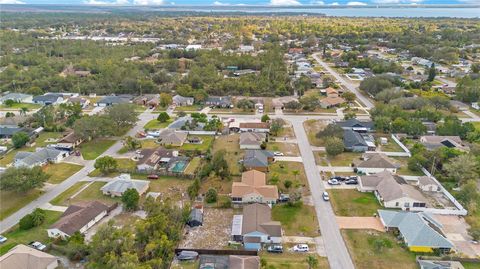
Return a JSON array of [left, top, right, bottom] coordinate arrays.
[[261, 253, 329, 269], [268, 161, 309, 194], [303, 119, 327, 146], [267, 142, 300, 156], [212, 134, 243, 176], [0, 189, 43, 220]]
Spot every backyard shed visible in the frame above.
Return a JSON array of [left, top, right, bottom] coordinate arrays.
[[187, 208, 203, 227]]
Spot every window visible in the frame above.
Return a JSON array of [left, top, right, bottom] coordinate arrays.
[[395, 202, 399, 207], [404, 202, 410, 207]]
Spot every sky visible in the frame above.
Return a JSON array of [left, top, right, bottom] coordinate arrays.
[[0, 0, 478, 6]]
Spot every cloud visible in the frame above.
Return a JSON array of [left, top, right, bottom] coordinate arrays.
[[372, 0, 424, 3], [329, 2, 339, 5], [84, 0, 129, 4], [133, 0, 166, 5], [347, 1, 367, 5], [0, 0, 25, 3], [270, 0, 302, 5], [310, 0, 325, 4], [213, 1, 228, 5]]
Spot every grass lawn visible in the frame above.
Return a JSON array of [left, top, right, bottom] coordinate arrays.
[[274, 125, 295, 139], [143, 119, 172, 130], [50, 182, 89, 206], [472, 121, 480, 131], [148, 176, 192, 200], [184, 157, 201, 175], [0, 189, 43, 220], [375, 134, 403, 152], [171, 260, 200, 269], [34, 132, 64, 147], [0, 210, 62, 255], [392, 157, 425, 176], [68, 181, 119, 206], [303, 119, 326, 147], [0, 103, 41, 110], [463, 262, 480, 269], [327, 152, 361, 167], [314, 152, 329, 166], [177, 135, 214, 152], [267, 142, 300, 156], [328, 189, 381, 217], [260, 253, 329, 269], [342, 230, 417, 269], [88, 158, 136, 177], [212, 134, 243, 176], [268, 162, 309, 194], [0, 150, 18, 166], [43, 163, 83, 184], [174, 105, 203, 112], [272, 204, 320, 237], [141, 139, 160, 149], [79, 139, 116, 160]]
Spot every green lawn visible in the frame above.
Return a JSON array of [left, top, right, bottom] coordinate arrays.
[[79, 139, 116, 160], [50, 182, 89, 206], [0, 103, 41, 110], [143, 119, 172, 130], [141, 139, 160, 149], [392, 157, 425, 176], [268, 161, 309, 194], [177, 135, 214, 152], [0, 210, 62, 255], [272, 204, 320, 237], [267, 142, 300, 156], [0, 189, 43, 220], [327, 152, 361, 166], [260, 253, 329, 269], [68, 181, 119, 206], [174, 105, 203, 112], [148, 176, 192, 200], [342, 230, 417, 269], [33, 132, 64, 147], [43, 163, 83, 184], [184, 157, 201, 175], [212, 134, 243, 176], [463, 262, 480, 269], [0, 149, 18, 166], [471, 121, 480, 131], [328, 189, 382, 217], [89, 158, 136, 177]]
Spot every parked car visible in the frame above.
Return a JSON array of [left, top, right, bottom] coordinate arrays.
[[327, 179, 340, 185], [177, 250, 199, 261], [345, 179, 358, 185], [147, 174, 159, 180], [322, 192, 330, 201], [267, 244, 283, 253], [331, 176, 346, 181], [293, 244, 309, 252], [274, 151, 284, 156], [278, 194, 290, 202], [29, 241, 47, 251], [0, 235, 7, 244]]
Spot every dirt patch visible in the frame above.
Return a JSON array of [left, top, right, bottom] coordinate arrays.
[[336, 216, 384, 231], [180, 208, 234, 249]]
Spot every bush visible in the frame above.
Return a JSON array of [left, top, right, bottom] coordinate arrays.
[[205, 188, 218, 203], [19, 208, 46, 230], [325, 137, 344, 156], [12, 131, 30, 148], [468, 227, 480, 241], [121, 188, 140, 211]]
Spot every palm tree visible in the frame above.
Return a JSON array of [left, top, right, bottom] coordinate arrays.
[[292, 170, 300, 181], [19, 107, 28, 116], [306, 255, 318, 269]]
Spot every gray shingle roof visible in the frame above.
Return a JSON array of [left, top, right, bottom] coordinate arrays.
[[32, 93, 63, 103], [337, 119, 374, 130], [14, 148, 64, 167], [243, 150, 274, 168], [0, 125, 23, 137], [378, 210, 453, 249], [100, 177, 149, 195], [343, 129, 367, 148]]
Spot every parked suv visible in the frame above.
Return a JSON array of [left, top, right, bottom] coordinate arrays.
[[29, 241, 47, 251], [293, 244, 309, 252], [267, 244, 283, 253], [322, 192, 330, 201]]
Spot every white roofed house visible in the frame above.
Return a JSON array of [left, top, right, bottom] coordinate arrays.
[[0, 93, 33, 104], [101, 174, 150, 197], [355, 153, 400, 174], [32, 93, 64, 106]]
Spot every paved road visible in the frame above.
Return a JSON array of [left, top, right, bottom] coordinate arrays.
[[312, 53, 374, 109], [290, 119, 355, 269], [0, 109, 154, 233]]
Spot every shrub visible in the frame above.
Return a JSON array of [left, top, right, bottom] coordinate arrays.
[[205, 188, 218, 203]]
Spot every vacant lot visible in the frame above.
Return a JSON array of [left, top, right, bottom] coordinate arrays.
[[68, 181, 119, 206], [79, 139, 115, 160], [184, 157, 201, 175], [268, 161, 309, 194], [50, 182, 89, 206], [303, 120, 326, 147], [328, 189, 381, 217], [0, 189, 43, 220], [143, 119, 172, 130], [267, 142, 299, 156], [44, 163, 83, 184], [0, 210, 62, 255], [260, 253, 329, 269], [148, 176, 192, 200], [327, 152, 361, 167], [342, 230, 417, 269], [174, 105, 203, 112], [272, 204, 320, 237], [212, 134, 243, 176]]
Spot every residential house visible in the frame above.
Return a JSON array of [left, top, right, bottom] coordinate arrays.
[[157, 129, 188, 146], [231, 203, 282, 250], [96, 95, 130, 107], [356, 153, 400, 174], [378, 210, 453, 253], [229, 255, 260, 269], [231, 170, 278, 204], [343, 129, 368, 152], [187, 208, 203, 227], [420, 136, 469, 152], [417, 176, 441, 192], [57, 131, 83, 149], [47, 201, 109, 239], [0, 125, 24, 139], [0, 244, 58, 269], [320, 96, 346, 109], [32, 93, 64, 106], [239, 122, 270, 133], [272, 96, 298, 110], [336, 119, 374, 133], [243, 150, 274, 172], [172, 95, 194, 106], [101, 174, 150, 197], [0, 93, 33, 104], [14, 148, 68, 168], [205, 96, 232, 108], [288, 48, 303, 54], [358, 171, 427, 210], [136, 147, 178, 171], [68, 97, 90, 108], [239, 132, 266, 150]]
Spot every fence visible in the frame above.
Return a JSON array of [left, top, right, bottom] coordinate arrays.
[[174, 248, 258, 256], [391, 134, 411, 157]]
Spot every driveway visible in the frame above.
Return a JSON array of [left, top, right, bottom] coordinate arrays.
[[275, 156, 303, 162], [283, 236, 326, 257], [336, 216, 384, 232], [323, 182, 358, 189], [434, 215, 480, 257], [318, 166, 354, 173]]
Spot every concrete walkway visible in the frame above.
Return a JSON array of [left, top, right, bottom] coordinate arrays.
[[336, 216, 384, 232], [318, 166, 354, 172], [275, 156, 303, 162], [311, 146, 325, 151], [40, 203, 68, 212]]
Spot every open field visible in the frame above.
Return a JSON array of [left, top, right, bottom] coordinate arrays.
[[327, 152, 361, 167], [267, 142, 300, 156], [268, 161, 308, 194], [272, 204, 320, 237], [148, 176, 192, 200], [79, 139, 116, 160], [0, 210, 62, 255], [50, 182, 89, 206], [44, 163, 83, 184], [88, 158, 136, 177], [0, 189, 43, 220], [212, 134, 243, 176], [328, 189, 382, 217], [260, 253, 329, 269], [342, 230, 417, 269], [303, 119, 326, 147]]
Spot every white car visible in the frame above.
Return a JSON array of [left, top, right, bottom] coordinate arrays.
[[0, 235, 7, 244], [274, 151, 284, 156], [293, 244, 309, 252], [327, 179, 340, 185], [30, 241, 47, 251], [322, 191, 330, 201]]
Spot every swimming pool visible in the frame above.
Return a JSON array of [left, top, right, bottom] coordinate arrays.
[[171, 161, 188, 173]]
